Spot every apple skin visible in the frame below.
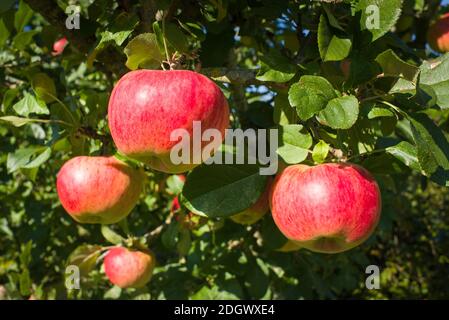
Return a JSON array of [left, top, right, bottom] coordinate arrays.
[[231, 179, 272, 225], [270, 163, 381, 254], [104, 247, 155, 289], [428, 13, 449, 53], [108, 70, 230, 173], [56, 156, 144, 224], [52, 37, 68, 56]]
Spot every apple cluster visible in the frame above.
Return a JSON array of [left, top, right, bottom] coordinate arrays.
[[56, 69, 381, 289]]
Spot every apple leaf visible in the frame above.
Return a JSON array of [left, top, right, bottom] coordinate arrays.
[[66, 244, 103, 276], [356, 0, 403, 41], [288, 75, 337, 120], [375, 49, 419, 81], [312, 140, 330, 164], [7, 147, 51, 173], [181, 164, 268, 218], [256, 49, 298, 83], [276, 124, 312, 164], [318, 14, 352, 62], [13, 92, 49, 117], [386, 141, 420, 171], [318, 95, 359, 129], [124, 33, 164, 70], [101, 225, 125, 245]]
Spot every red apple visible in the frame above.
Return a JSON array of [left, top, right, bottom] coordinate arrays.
[[231, 179, 272, 225], [428, 13, 449, 53], [171, 196, 181, 213], [104, 247, 155, 289], [108, 70, 230, 173], [270, 163, 381, 253], [56, 156, 144, 224], [52, 37, 68, 56]]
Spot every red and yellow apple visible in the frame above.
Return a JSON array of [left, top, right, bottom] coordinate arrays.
[[52, 37, 68, 56], [428, 13, 449, 53], [56, 156, 144, 224], [104, 247, 155, 289], [108, 70, 230, 173], [270, 163, 381, 253]]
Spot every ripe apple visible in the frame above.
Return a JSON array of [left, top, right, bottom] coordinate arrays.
[[428, 13, 449, 53], [56, 156, 144, 224], [231, 179, 272, 225], [104, 247, 155, 289], [270, 163, 381, 253], [108, 70, 230, 173], [171, 196, 181, 213], [52, 37, 68, 56]]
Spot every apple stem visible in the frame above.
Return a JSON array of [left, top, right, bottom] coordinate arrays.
[[161, 10, 173, 70]]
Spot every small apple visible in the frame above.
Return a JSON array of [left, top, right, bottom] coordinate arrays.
[[230, 179, 272, 225], [56, 156, 144, 224], [270, 163, 381, 253], [428, 13, 449, 53], [171, 196, 181, 213], [108, 70, 230, 173], [52, 37, 68, 56], [104, 247, 155, 289]]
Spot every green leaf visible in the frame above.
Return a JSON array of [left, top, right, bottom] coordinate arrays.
[[288, 75, 337, 120], [318, 95, 359, 129], [356, 0, 403, 41], [66, 245, 102, 276], [101, 225, 125, 245], [0, 116, 49, 127], [318, 15, 352, 62], [32, 73, 57, 103], [161, 220, 179, 250], [181, 164, 268, 218], [165, 22, 189, 53], [86, 14, 138, 68], [375, 49, 419, 81], [256, 49, 298, 83], [366, 105, 394, 119], [408, 113, 449, 186], [12, 30, 38, 50], [14, 0, 33, 32], [273, 93, 297, 125], [22, 147, 51, 169], [312, 140, 330, 163], [386, 141, 420, 171], [13, 93, 49, 117], [124, 33, 164, 70], [276, 124, 312, 164], [0, 18, 10, 48], [6, 147, 51, 173]]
